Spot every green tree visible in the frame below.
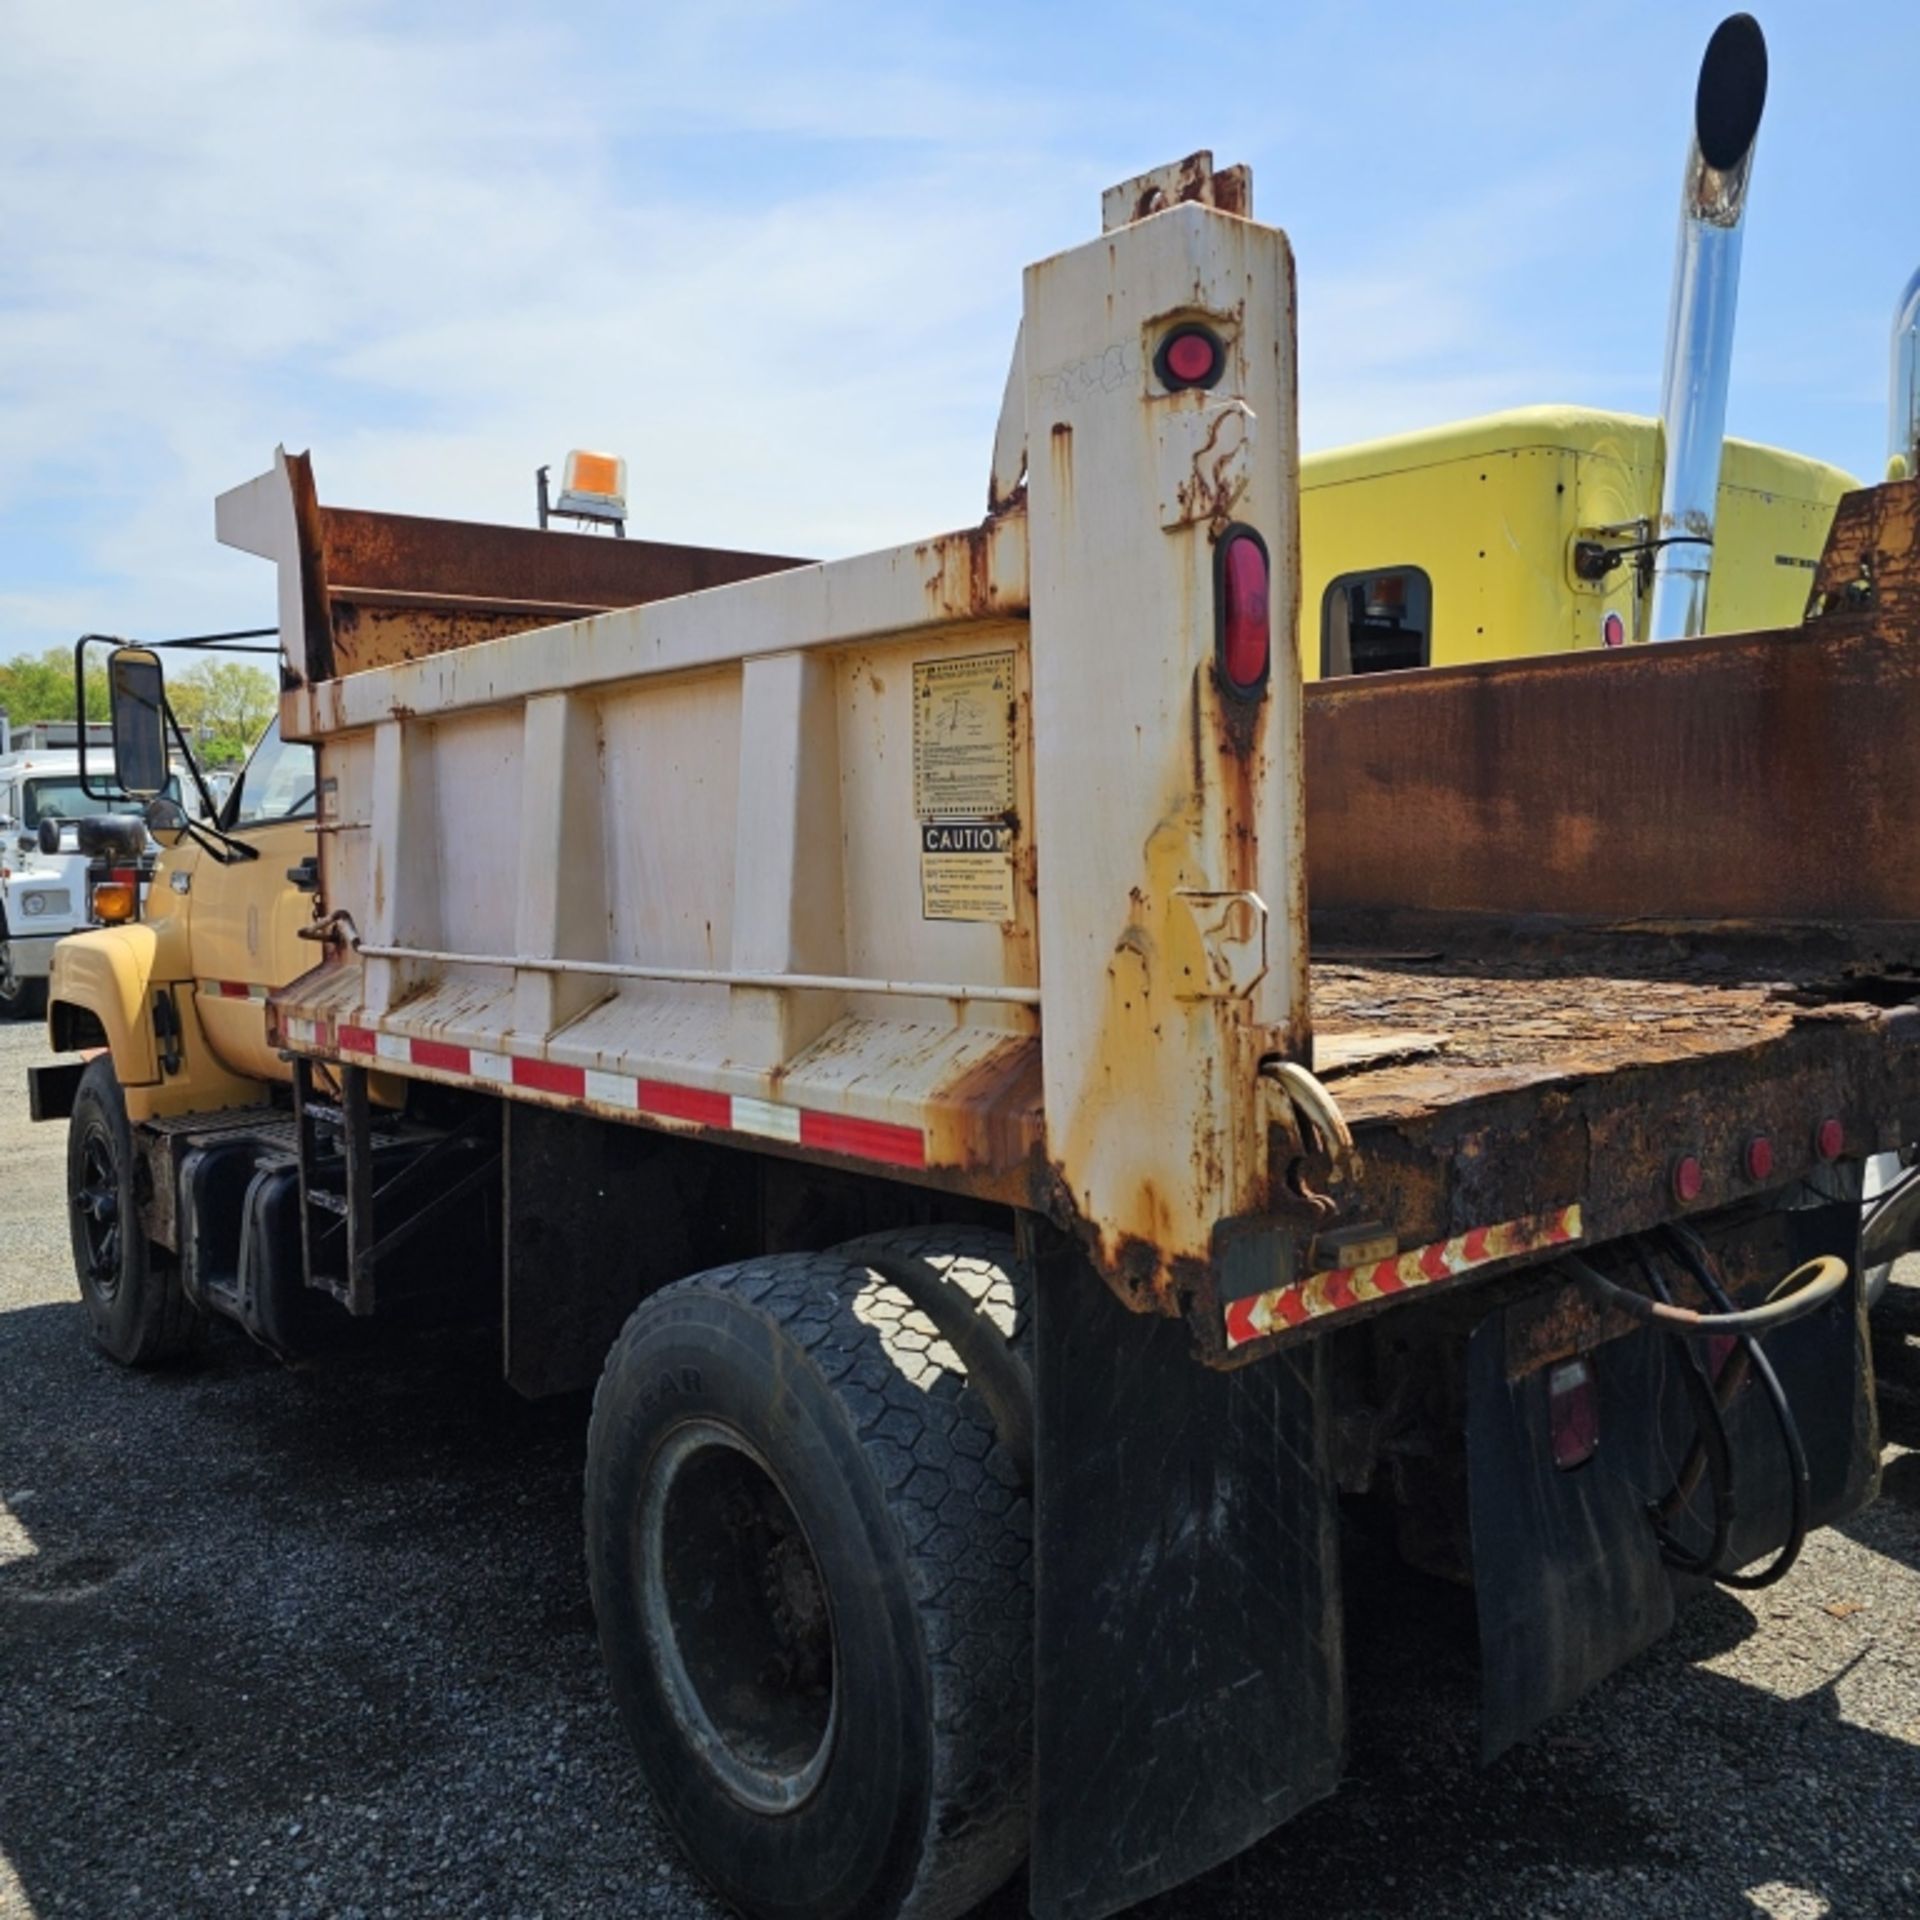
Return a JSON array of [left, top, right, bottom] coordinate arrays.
[[168, 659, 278, 766], [0, 648, 109, 728]]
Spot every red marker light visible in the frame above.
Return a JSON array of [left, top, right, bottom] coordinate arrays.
[[1217, 528, 1271, 695], [1814, 1117, 1845, 1161], [1744, 1135, 1774, 1182], [1156, 324, 1225, 392], [1549, 1357, 1599, 1470], [1602, 610, 1627, 648], [1672, 1154, 1703, 1204]]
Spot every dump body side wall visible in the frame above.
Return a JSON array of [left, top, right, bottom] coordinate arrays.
[[260, 202, 1313, 1317]]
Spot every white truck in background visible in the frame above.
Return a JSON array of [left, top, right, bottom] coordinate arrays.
[[0, 745, 182, 1017]]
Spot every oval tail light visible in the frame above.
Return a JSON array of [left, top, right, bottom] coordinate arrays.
[[1216, 526, 1271, 696]]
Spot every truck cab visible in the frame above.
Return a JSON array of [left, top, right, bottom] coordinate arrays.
[[40, 717, 315, 1121], [1300, 407, 1858, 677]]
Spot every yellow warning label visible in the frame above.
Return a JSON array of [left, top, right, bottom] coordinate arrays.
[[920, 821, 1014, 923], [913, 652, 1016, 819]]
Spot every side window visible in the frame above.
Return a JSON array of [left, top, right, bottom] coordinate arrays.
[[228, 720, 318, 830], [1321, 567, 1433, 676]]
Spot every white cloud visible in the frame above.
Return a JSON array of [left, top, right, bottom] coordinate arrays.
[[0, 0, 1641, 655]]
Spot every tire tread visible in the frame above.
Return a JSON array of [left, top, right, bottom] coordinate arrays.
[[590, 1241, 1032, 1920]]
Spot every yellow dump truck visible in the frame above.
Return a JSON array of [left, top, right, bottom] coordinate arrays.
[[32, 134, 1920, 1919]]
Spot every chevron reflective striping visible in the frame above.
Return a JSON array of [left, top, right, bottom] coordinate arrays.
[[1223, 1205, 1585, 1351], [274, 1014, 929, 1170]]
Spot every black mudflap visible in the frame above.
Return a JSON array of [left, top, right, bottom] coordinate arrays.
[[1468, 1200, 1877, 1762], [1030, 1236, 1343, 1920], [1467, 1316, 1679, 1761]]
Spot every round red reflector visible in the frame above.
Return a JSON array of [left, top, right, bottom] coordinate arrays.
[[1602, 610, 1626, 648], [1165, 332, 1217, 384], [1219, 531, 1271, 693], [1672, 1154, 1703, 1204], [1744, 1135, 1774, 1182], [1156, 324, 1226, 392], [1815, 1117, 1845, 1161]]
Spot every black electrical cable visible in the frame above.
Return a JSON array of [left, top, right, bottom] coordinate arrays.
[[1663, 1226, 1813, 1591], [1563, 1235, 1825, 1589], [1636, 1243, 1735, 1579]]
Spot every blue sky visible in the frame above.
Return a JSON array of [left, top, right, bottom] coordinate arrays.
[[1, 0, 1914, 653]]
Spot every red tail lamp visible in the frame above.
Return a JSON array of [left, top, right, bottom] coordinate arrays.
[[1548, 1357, 1599, 1470], [1216, 526, 1271, 696]]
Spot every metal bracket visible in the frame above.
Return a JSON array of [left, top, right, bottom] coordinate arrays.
[[1168, 888, 1267, 999]]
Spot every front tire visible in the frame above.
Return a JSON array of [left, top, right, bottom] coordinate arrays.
[[585, 1252, 1032, 1920], [66, 1055, 199, 1365]]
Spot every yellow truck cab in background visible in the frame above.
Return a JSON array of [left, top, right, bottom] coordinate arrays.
[[1301, 405, 1857, 678]]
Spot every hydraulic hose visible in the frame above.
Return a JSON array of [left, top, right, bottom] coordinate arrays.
[[1561, 1232, 1833, 1590], [1637, 1246, 1734, 1579], [1560, 1249, 1847, 1337], [1663, 1227, 1813, 1591]]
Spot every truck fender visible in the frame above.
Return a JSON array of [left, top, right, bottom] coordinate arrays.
[[48, 925, 166, 1086]]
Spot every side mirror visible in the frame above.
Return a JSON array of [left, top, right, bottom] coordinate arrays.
[[108, 646, 169, 798], [144, 795, 189, 842], [37, 818, 62, 857]]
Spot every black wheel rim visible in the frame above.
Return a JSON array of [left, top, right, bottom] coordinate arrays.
[[73, 1124, 123, 1302], [639, 1419, 838, 1814]]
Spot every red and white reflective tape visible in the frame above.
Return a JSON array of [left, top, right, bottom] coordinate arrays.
[[1223, 1204, 1585, 1350], [277, 1012, 928, 1171], [198, 979, 270, 1002]]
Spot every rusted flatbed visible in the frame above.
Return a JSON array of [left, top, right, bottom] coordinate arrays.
[[1317, 944, 1892, 1120], [1218, 933, 1920, 1352]]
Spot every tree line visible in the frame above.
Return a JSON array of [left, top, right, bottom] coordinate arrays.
[[0, 649, 277, 768]]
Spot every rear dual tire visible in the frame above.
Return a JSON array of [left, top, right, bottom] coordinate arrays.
[[585, 1240, 1032, 1920]]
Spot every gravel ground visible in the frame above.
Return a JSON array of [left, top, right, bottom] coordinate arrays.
[[2, 1017, 1918, 1920]]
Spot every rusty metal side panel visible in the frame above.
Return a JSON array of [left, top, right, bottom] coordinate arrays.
[[318, 505, 808, 613], [1810, 476, 1920, 622], [1306, 615, 1920, 941]]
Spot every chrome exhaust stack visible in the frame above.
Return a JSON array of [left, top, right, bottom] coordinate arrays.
[[1891, 266, 1920, 481], [1649, 14, 1768, 641]]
